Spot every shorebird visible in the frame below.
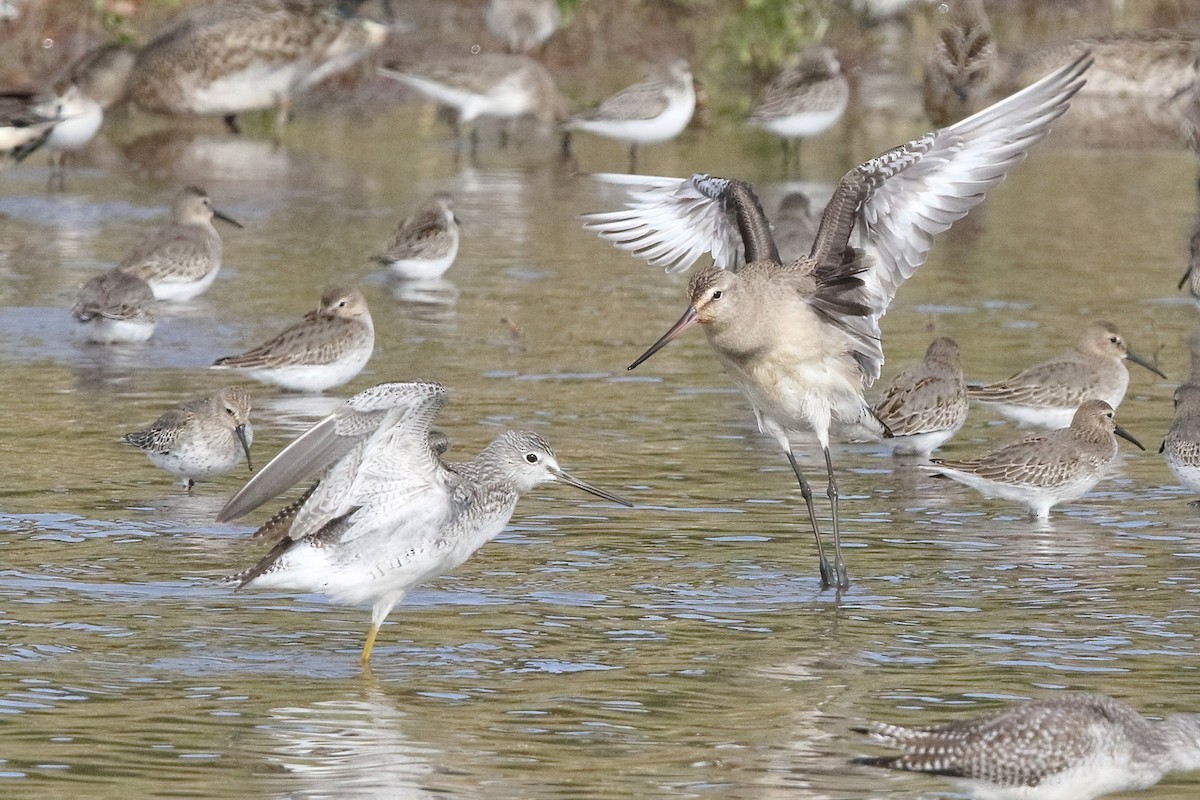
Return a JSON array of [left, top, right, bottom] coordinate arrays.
[[929, 399, 1142, 519], [127, 0, 387, 133], [748, 47, 849, 170], [44, 44, 136, 170], [0, 90, 60, 168], [967, 321, 1165, 429], [872, 337, 968, 457], [1176, 208, 1200, 303], [1161, 382, 1200, 507], [923, 0, 996, 127], [116, 186, 242, 302], [212, 286, 374, 393], [485, 0, 560, 54], [124, 387, 254, 489], [376, 193, 460, 281], [71, 269, 157, 345], [380, 54, 568, 155], [216, 381, 631, 665], [584, 53, 1091, 589], [561, 59, 695, 173], [855, 693, 1200, 800], [773, 189, 820, 263]]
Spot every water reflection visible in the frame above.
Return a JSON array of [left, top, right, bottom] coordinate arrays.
[[389, 277, 459, 327]]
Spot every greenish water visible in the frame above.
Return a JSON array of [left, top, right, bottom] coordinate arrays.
[[1, 80, 1200, 799]]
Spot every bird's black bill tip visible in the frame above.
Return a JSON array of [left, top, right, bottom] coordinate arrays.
[[628, 306, 698, 370], [1126, 349, 1167, 380], [1114, 424, 1145, 451], [213, 209, 244, 229]]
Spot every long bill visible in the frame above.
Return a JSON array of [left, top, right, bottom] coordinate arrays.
[[628, 305, 698, 370], [1125, 348, 1167, 379], [235, 424, 255, 471], [213, 208, 245, 229], [1114, 424, 1145, 451], [553, 468, 633, 507]]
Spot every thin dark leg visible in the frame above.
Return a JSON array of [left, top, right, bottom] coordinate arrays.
[[628, 143, 638, 174], [823, 447, 848, 589], [787, 451, 834, 589], [223, 114, 241, 134]]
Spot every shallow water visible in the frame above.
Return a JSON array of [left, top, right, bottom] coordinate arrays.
[[2, 87, 1200, 799]]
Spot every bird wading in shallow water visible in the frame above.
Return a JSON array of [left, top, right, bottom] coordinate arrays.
[[584, 53, 1092, 590], [217, 381, 631, 666]]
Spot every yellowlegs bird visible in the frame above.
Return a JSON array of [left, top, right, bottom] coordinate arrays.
[[127, 0, 387, 133], [212, 286, 374, 393], [562, 59, 696, 173], [71, 269, 157, 345], [584, 53, 1091, 589], [380, 54, 568, 155], [929, 399, 1142, 518], [485, 0, 560, 54], [124, 387, 254, 489], [116, 186, 242, 302], [872, 337, 968, 457], [923, 0, 996, 127], [748, 47, 849, 170], [967, 321, 1165, 429], [376, 193, 460, 281], [855, 693, 1200, 800], [216, 381, 631, 665], [1162, 383, 1200, 506]]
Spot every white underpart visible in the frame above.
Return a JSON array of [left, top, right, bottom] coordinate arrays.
[[933, 467, 1104, 519], [567, 85, 695, 144], [147, 265, 220, 302], [385, 238, 460, 281], [235, 352, 371, 393], [80, 317, 155, 345], [751, 96, 848, 139], [46, 90, 102, 152], [146, 424, 253, 484], [877, 425, 961, 457], [391, 72, 532, 123], [184, 63, 307, 115]]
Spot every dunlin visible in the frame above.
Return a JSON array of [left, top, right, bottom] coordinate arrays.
[[929, 399, 1142, 518], [748, 47, 848, 169], [773, 189, 819, 263], [212, 285, 374, 393], [562, 59, 695, 173], [71, 269, 157, 345], [124, 387, 254, 489], [585, 54, 1091, 588], [872, 337, 968, 457], [380, 54, 568, 153], [967, 321, 1165, 429], [923, 0, 996, 127], [856, 693, 1200, 800], [116, 186, 242, 302], [44, 43, 136, 165], [376, 193, 460, 281], [127, 0, 387, 133], [485, 0, 560, 54], [217, 381, 630, 665], [1161, 383, 1200, 506]]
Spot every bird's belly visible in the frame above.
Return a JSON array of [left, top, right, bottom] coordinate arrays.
[[184, 64, 306, 114], [735, 354, 864, 433]]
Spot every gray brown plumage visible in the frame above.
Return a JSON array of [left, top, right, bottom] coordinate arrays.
[[923, 0, 996, 127], [376, 193, 459, 280], [123, 387, 254, 488], [71, 269, 157, 344], [872, 337, 967, 456]]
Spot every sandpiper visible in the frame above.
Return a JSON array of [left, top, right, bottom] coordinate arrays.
[[216, 381, 631, 665], [1161, 382, 1200, 507], [562, 59, 695, 173], [71, 269, 157, 345], [923, 0, 996, 127], [872, 337, 968, 457], [967, 321, 1165, 429], [485, 0, 560, 54], [44, 43, 136, 168], [929, 399, 1142, 519], [0, 90, 59, 167], [376, 193, 460, 281], [212, 285, 374, 393], [1176, 208, 1200, 303], [584, 53, 1091, 589], [855, 693, 1200, 800], [127, 0, 387, 133], [380, 54, 568, 154], [748, 47, 849, 169], [124, 387, 254, 489], [115, 186, 242, 302], [773, 189, 819, 263]]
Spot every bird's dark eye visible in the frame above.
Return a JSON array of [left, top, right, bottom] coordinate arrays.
[[525, 453, 538, 463], [1109, 336, 1119, 344], [711, 290, 723, 300], [226, 407, 236, 415]]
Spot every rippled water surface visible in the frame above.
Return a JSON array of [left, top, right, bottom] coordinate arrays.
[[3, 77, 1200, 799]]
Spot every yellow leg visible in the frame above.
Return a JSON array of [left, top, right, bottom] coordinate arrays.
[[360, 623, 380, 666]]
